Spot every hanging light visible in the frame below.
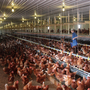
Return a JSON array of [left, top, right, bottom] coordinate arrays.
[[62, 6, 65, 11], [4, 16, 6, 20], [73, 17, 76, 21], [22, 17, 24, 22], [62, 0, 65, 11], [78, 25, 81, 29], [12, 7, 14, 12], [48, 26, 50, 29], [4, 13, 5, 16], [59, 14, 61, 19], [4, 17, 6, 20], [35, 16, 36, 19], [3, 13, 6, 20], [34, 11, 37, 19], [34, 28, 36, 30], [35, 13, 37, 16], [11, 2, 14, 6], [63, 2, 65, 6], [11, 1, 15, 12]]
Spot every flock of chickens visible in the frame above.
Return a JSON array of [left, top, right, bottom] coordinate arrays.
[[0, 35, 90, 90], [14, 34, 90, 72], [16, 34, 90, 57], [57, 28, 89, 35], [0, 37, 49, 90]]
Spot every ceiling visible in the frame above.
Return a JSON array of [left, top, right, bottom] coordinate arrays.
[[0, 0, 90, 26]]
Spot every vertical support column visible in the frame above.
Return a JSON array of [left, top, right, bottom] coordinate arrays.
[[77, 9, 80, 22], [54, 16, 56, 33], [41, 17, 42, 33], [81, 13, 83, 30], [77, 9, 80, 35], [68, 12, 70, 34], [48, 17, 50, 33], [89, 10, 90, 35], [44, 19, 46, 33], [34, 20, 36, 33], [36, 25, 38, 33], [68, 12, 70, 23], [89, 10, 90, 21], [81, 13, 83, 22], [66, 16, 67, 23], [66, 16, 68, 33], [60, 17, 62, 34], [51, 18, 52, 25], [73, 15, 75, 23], [44, 26, 46, 33], [44, 19, 46, 25], [49, 17, 50, 25], [32, 21, 33, 26], [31, 21, 33, 33], [73, 15, 75, 29]]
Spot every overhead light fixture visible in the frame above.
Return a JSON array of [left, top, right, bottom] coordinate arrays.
[[73, 17, 76, 21], [35, 13, 37, 16], [22, 17, 24, 22], [3, 13, 6, 20], [11, 2, 14, 6], [78, 25, 80, 29], [62, 1, 65, 11], [34, 28, 36, 30], [4, 13, 6, 16], [34, 11, 37, 19], [4, 16, 6, 20], [11, 2, 15, 12], [59, 14, 61, 19], [48, 26, 50, 29], [63, 2, 65, 5], [12, 7, 14, 12], [62, 6, 65, 11], [35, 16, 36, 19]]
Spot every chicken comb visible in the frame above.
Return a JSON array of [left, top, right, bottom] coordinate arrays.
[[29, 67, 32, 69], [62, 85, 65, 87], [22, 74, 24, 76], [10, 63, 12, 65], [72, 79, 75, 82], [78, 81, 81, 83], [16, 81, 19, 83], [27, 67, 29, 69], [24, 76, 27, 78], [39, 86, 41, 88], [11, 71, 14, 73]]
